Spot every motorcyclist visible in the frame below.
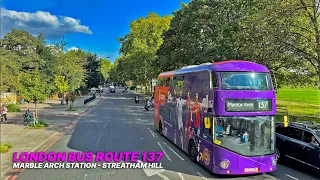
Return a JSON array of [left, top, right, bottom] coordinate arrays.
[[144, 98, 151, 110], [135, 94, 139, 103]]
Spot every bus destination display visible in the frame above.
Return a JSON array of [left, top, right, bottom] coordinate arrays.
[[225, 99, 272, 112]]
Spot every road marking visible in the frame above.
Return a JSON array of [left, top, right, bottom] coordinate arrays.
[[96, 133, 103, 145], [178, 173, 185, 180], [197, 172, 207, 180], [157, 142, 172, 161], [104, 121, 108, 128], [148, 128, 158, 137], [158, 173, 170, 180], [162, 142, 184, 160], [148, 128, 155, 137], [285, 174, 299, 180]]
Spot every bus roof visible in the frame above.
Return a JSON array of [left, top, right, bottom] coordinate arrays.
[[158, 60, 269, 78]]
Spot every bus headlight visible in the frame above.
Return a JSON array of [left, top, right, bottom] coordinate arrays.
[[271, 157, 277, 166], [220, 160, 230, 169]]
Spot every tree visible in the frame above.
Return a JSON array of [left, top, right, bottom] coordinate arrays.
[[54, 76, 69, 104], [0, 29, 46, 72], [100, 58, 112, 83], [52, 48, 87, 104], [116, 13, 172, 86], [239, 0, 319, 87], [0, 49, 20, 93], [85, 52, 104, 88], [18, 69, 48, 120]]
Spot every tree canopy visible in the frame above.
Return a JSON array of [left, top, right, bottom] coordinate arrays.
[[110, 0, 319, 88], [0, 29, 112, 100]]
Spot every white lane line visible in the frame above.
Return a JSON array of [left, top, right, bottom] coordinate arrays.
[[197, 172, 207, 180], [178, 173, 185, 180], [104, 121, 108, 128], [285, 174, 299, 180], [158, 173, 170, 180], [153, 131, 158, 137], [157, 142, 172, 161], [163, 142, 184, 160], [148, 128, 155, 137], [96, 133, 103, 145]]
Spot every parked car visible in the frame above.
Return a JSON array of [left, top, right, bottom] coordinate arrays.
[[109, 86, 115, 93], [275, 121, 320, 170]]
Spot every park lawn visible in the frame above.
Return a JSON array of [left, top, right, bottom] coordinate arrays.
[[276, 87, 320, 105], [276, 87, 320, 123]]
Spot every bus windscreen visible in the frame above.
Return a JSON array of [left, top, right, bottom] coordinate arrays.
[[215, 116, 275, 156], [221, 72, 271, 90]]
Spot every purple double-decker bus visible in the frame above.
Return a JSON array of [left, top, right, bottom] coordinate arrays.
[[154, 60, 277, 175]]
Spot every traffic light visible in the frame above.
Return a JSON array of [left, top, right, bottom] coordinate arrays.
[[284, 115, 289, 127]]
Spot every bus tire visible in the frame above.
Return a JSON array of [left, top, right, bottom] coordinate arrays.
[[276, 148, 281, 163], [188, 140, 197, 163], [159, 121, 163, 136]]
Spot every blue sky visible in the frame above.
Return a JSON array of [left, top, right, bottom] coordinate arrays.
[[1, 0, 190, 62]]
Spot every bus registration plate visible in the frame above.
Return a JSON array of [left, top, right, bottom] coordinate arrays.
[[244, 168, 260, 172]]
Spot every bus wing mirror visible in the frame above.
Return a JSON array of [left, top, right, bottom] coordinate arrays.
[[271, 71, 278, 93]]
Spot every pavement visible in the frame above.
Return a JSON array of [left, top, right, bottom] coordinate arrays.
[[1, 89, 320, 180], [0, 95, 104, 178]]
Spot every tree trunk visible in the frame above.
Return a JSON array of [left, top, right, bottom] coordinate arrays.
[[61, 95, 64, 105], [35, 101, 38, 119], [70, 101, 74, 110]]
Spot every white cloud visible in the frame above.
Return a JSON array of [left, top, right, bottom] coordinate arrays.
[[68, 47, 79, 51], [1, 8, 93, 39]]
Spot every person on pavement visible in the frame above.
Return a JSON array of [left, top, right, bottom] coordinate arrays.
[[310, 136, 319, 146], [1, 105, 8, 123]]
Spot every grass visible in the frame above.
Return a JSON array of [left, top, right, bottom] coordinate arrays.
[[67, 108, 78, 111], [277, 87, 320, 105], [0, 142, 13, 153], [276, 86, 320, 123], [6, 104, 21, 112], [25, 120, 48, 129]]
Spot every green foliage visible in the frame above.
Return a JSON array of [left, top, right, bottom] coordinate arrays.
[[101, 58, 112, 82], [0, 142, 13, 153], [55, 76, 69, 94], [25, 120, 48, 129], [6, 104, 21, 112], [85, 53, 104, 88], [111, 13, 172, 85], [38, 120, 48, 127], [18, 69, 48, 103]]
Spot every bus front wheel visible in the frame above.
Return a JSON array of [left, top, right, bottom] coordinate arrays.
[[189, 140, 197, 162]]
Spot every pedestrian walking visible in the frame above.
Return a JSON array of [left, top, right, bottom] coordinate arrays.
[[66, 95, 69, 105], [1, 105, 8, 123]]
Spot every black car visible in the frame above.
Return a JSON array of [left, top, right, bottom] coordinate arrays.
[[275, 121, 320, 170]]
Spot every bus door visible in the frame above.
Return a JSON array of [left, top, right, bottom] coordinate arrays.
[[196, 71, 216, 169], [159, 77, 172, 137], [171, 75, 184, 148]]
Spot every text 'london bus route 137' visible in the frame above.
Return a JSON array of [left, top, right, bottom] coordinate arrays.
[[11, 151, 164, 169]]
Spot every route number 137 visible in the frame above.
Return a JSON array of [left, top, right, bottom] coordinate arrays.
[[141, 152, 163, 162]]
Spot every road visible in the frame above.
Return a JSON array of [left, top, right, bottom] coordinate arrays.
[[12, 89, 320, 180]]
